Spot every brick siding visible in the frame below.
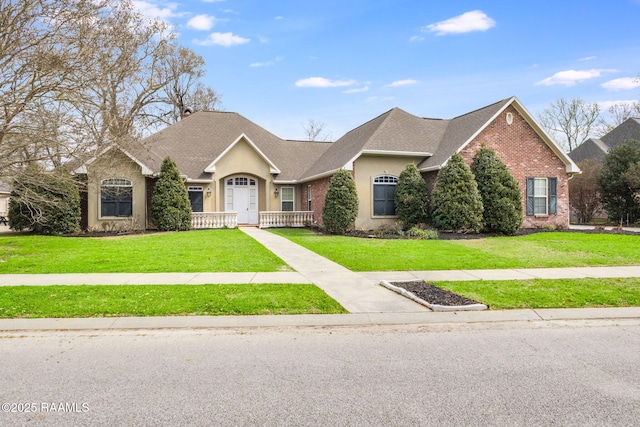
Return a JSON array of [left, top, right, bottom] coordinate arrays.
[[457, 105, 570, 228]]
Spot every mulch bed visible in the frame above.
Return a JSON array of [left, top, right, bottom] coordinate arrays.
[[390, 280, 481, 306]]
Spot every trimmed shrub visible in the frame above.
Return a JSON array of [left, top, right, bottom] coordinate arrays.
[[471, 147, 523, 234], [395, 163, 429, 229], [322, 169, 359, 234], [431, 152, 483, 232], [8, 166, 81, 234], [151, 157, 192, 231], [599, 140, 640, 223]]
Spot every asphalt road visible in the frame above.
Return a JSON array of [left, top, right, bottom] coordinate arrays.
[[1, 320, 639, 426]]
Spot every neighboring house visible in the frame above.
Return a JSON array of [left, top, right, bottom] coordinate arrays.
[[0, 180, 10, 220], [73, 96, 579, 231], [569, 117, 640, 164]]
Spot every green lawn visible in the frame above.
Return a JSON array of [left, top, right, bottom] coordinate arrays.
[[0, 229, 289, 273], [0, 284, 347, 318], [270, 229, 640, 271], [437, 278, 640, 309]]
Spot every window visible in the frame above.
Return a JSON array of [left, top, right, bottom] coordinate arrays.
[[526, 177, 557, 216], [101, 178, 132, 217], [373, 175, 398, 216], [188, 186, 203, 212], [281, 187, 294, 212], [307, 185, 312, 211]]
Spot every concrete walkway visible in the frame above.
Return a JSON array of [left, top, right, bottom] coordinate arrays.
[[1, 226, 640, 331]]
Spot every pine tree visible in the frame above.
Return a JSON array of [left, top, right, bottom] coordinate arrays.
[[322, 169, 359, 234], [431, 152, 483, 232], [471, 147, 522, 234], [151, 157, 192, 231], [395, 163, 429, 229]]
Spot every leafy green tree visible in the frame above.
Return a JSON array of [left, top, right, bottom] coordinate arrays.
[[151, 157, 192, 231], [8, 166, 80, 234], [471, 147, 522, 234], [395, 163, 429, 229], [599, 140, 640, 223], [431, 152, 483, 232], [322, 169, 359, 234]]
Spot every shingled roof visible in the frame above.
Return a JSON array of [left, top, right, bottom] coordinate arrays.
[[75, 96, 577, 182], [569, 117, 640, 164]]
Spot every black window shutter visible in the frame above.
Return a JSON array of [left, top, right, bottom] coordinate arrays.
[[548, 177, 557, 215], [526, 177, 534, 216]]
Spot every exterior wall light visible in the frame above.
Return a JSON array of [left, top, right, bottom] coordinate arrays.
[[206, 187, 212, 197], [274, 187, 279, 197]]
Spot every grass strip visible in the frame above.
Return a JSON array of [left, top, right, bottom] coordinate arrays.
[[269, 228, 640, 271], [0, 229, 289, 273], [436, 278, 640, 309], [0, 284, 347, 318]]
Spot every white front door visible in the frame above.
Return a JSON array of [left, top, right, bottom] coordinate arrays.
[[234, 187, 249, 223], [225, 177, 258, 225]]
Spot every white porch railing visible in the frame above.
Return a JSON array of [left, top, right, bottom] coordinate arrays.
[[191, 212, 238, 229], [259, 211, 313, 229]]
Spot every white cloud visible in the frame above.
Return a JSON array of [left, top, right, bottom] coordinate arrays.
[[536, 69, 617, 86], [275, 16, 285, 20], [423, 10, 495, 35], [409, 35, 425, 42], [250, 56, 283, 67], [295, 77, 357, 88], [202, 0, 226, 3], [579, 56, 597, 61], [343, 86, 369, 94], [195, 32, 250, 46], [132, 1, 179, 20], [602, 77, 640, 91], [386, 79, 418, 87], [187, 14, 216, 30]]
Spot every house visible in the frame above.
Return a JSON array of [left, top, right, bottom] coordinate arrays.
[[0, 180, 10, 225], [73, 96, 579, 231], [569, 117, 640, 164]]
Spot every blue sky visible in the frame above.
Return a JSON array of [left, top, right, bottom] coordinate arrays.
[[133, 0, 640, 140]]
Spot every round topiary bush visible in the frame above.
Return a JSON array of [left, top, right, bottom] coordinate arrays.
[[322, 169, 359, 234]]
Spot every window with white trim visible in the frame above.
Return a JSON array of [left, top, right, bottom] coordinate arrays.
[[281, 187, 294, 212], [373, 175, 398, 216], [526, 177, 557, 216], [101, 178, 132, 217], [307, 185, 312, 211]]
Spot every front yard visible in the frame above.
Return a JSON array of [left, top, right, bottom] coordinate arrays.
[[269, 229, 640, 271], [0, 229, 289, 273]]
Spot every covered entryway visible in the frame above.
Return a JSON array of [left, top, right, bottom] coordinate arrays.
[[225, 176, 258, 224]]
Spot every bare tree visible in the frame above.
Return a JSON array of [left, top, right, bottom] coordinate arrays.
[[595, 102, 640, 136], [0, 0, 103, 174], [569, 159, 603, 223], [302, 119, 332, 141], [538, 97, 600, 152]]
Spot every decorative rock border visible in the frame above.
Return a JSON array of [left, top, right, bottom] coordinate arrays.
[[380, 279, 488, 312]]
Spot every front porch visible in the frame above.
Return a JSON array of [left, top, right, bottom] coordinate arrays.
[[191, 211, 313, 229]]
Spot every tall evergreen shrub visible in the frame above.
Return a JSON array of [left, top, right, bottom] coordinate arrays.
[[395, 163, 429, 229], [322, 169, 358, 234], [431, 152, 483, 232], [151, 157, 192, 231], [471, 147, 522, 234], [599, 140, 640, 223]]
